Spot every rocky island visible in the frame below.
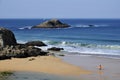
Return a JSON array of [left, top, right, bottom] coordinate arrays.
[[32, 19, 70, 28]]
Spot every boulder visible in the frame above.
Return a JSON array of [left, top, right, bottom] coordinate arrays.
[[48, 47, 64, 51], [25, 41, 47, 46], [88, 25, 95, 27], [0, 27, 17, 47], [32, 19, 70, 28]]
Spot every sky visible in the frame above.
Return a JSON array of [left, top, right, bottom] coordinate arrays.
[[0, 0, 120, 19]]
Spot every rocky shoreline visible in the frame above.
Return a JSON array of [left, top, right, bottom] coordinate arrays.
[[0, 27, 63, 60]]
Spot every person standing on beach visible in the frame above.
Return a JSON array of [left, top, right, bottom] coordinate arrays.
[[98, 64, 103, 70]]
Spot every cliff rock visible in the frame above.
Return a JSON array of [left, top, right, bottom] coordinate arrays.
[[0, 27, 17, 47]]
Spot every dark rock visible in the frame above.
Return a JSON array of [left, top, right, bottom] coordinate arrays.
[[48, 47, 64, 51], [59, 54, 65, 57], [0, 27, 17, 47], [29, 58, 35, 61], [25, 41, 47, 47], [12, 45, 48, 58], [39, 51, 49, 56], [88, 25, 95, 27], [0, 55, 11, 60], [0, 44, 48, 60], [32, 19, 70, 28]]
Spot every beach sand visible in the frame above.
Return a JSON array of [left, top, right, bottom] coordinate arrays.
[[0, 53, 120, 80], [0, 56, 90, 76]]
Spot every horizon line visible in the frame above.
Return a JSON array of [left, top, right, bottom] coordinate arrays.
[[0, 18, 120, 19]]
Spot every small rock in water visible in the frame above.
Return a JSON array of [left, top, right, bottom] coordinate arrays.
[[48, 47, 64, 51]]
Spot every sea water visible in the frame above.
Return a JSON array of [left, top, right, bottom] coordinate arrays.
[[0, 19, 120, 58], [9, 72, 80, 80]]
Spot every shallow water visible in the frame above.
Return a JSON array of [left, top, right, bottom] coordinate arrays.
[[9, 71, 80, 80]]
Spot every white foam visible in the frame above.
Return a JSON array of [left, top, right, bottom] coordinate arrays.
[[17, 40, 120, 56], [73, 24, 109, 28], [18, 26, 32, 30], [63, 46, 120, 55], [17, 40, 26, 44], [36, 45, 53, 51]]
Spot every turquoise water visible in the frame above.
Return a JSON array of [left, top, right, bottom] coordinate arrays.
[[0, 19, 120, 57]]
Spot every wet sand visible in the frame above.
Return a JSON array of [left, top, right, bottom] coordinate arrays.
[[61, 55, 120, 80], [8, 71, 81, 80]]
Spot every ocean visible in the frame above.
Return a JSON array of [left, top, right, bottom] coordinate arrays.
[[0, 19, 120, 58]]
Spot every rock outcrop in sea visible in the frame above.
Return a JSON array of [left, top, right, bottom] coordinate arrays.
[[32, 19, 70, 28], [25, 41, 47, 46], [48, 47, 64, 51], [0, 27, 48, 60]]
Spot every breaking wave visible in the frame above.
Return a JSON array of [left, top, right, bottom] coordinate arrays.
[[17, 40, 120, 57], [72, 24, 109, 28], [43, 40, 120, 50], [41, 40, 120, 56], [18, 24, 109, 30], [18, 26, 32, 30]]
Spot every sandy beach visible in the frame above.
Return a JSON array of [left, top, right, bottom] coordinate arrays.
[[0, 56, 90, 76], [0, 53, 120, 80]]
